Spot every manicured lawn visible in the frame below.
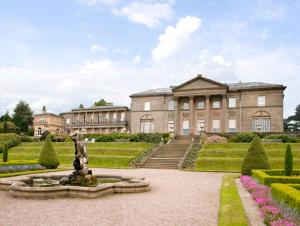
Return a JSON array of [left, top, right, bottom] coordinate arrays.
[[218, 174, 248, 226], [0, 142, 152, 168], [195, 143, 300, 172]]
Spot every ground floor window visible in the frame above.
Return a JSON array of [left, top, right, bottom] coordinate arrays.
[[228, 119, 236, 133], [168, 121, 174, 133], [182, 120, 189, 135], [212, 120, 220, 133], [252, 118, 270, 132], [37, 128, 42, 136], [141, 120, 154, 133]]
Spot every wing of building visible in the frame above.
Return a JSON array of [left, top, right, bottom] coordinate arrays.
[[130, 74, 286, 135]]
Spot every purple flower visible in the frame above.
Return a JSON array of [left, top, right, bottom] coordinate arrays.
[[270, 219, 295, 226]]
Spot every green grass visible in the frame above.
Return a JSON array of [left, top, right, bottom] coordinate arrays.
[[218, 174, 248, 226], [196, 143, 300, 172], [0, 142, 152, 168]]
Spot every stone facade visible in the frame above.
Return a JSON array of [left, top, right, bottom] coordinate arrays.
[[33, 108, 64, 136], [60, 105, 130, 134], [130, 75, 286, 135]]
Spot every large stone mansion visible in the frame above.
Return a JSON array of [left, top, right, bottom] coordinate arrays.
[[33, 75, 286, 136]]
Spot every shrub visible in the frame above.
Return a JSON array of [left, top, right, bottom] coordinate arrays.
[[241, 136, 271, 175], [49, 134, 72, 142], [252, 170, 300, 186], [2, 144, 8, 162], [230, 132, 256, 143], [284, 144, 293, 176], [21, 135, 33, 142], [0, 133, 21, 152], [39, 135, 60, 169], [265, 135, 298, 143], [205, 135, 228, 144], [40, 130, 50, 141]]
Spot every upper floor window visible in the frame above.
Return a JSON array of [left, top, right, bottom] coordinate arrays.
[[121, 112, 125, 121], [105, 112, 109, 120], [212, 100, 220, 109], [258, 96, 265, 107], [113, 112, 117, 121], [197, 100, 205, 109], [228, 98, 236, 108], [168, 100, 175, 111], [66, 118, 70, 124], [182, 101, 190, 110], [144, 102, 151, 111]]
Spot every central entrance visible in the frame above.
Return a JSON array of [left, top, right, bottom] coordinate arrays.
[[182, 120, 189, 136]]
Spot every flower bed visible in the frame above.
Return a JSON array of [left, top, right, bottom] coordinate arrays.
[[252, 170, 300, 186], [0, 160, 43, 173], [240, 175, 297, 226], [272, 183, 300, 214]]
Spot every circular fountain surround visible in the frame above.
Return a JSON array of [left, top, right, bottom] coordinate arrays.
[[0, 174, 150, 199]]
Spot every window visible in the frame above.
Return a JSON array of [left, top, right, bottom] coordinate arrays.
[[228, 98, 236, 108], [197, 100, 205, 109], [258, 96, 265, 107], [228, 119, 236, 133], [212, 120, 220, 132], [182, 101, 189, 110], [168, 100, 175, 110], [182, 120, 189, 135], [144, 102, 150, 111], [168, 121, 174, 132], [212, 101, 220, 109], [141, 121, 153, 133], [121, 112, 125, 121], [105, 113, 109, 120], [40, 118, 45, 123], [66, 118, 70, 125], [37, 128, 42, 136], [197, 120, 205, 134], [252, 118, 270, 132], [113, 112, 117, 121]]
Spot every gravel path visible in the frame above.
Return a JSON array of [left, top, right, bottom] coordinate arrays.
[[0, 169, 223, 226]]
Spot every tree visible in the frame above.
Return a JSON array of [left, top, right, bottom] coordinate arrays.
[[12, 100, 34, 132], [39, 135, 60, 169], [0, 111, 12, 122], [241, 136, 271, 175], [2, 144, 8, 162], [284, 144, 293, 176], [285, 104, 300, 132], [94, 99, 108, 106], [0, 121, 18, 133]]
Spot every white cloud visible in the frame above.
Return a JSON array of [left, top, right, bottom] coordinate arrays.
[[251, 0, 287, 20], [112, 1, 174, 28], [79, 0, 119, 6], [151, 16, 202, 62], [211, 55, 232, 67], [133, 54, 141, 64], [90, 44, 106, 53]]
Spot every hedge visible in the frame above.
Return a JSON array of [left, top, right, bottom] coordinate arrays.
[[0, 160, 38, 166], [252, 169, 300, 186], [271, 183, 300, 214], [0, 133, 21, 152], [0, 160, 42, 173], [84, 133, 170, 143]]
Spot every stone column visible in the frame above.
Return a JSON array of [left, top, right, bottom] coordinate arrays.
[[221, 95, 227, 132], [189, 96, 195, 136], [205, 95, 210, 133], [174, 97, 180, 136]]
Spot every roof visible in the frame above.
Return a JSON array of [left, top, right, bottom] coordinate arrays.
[[60, 105, 129, 114], [130, 77, 286, 97], [228, 82, 286, 91], [130, 88, 173, 97], [34, 113, 62, 118]]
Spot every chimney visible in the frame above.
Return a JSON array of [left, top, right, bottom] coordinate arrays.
[[42, 106, 46, 114]]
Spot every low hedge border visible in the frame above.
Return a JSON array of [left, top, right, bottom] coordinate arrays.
[[252, 169, 300, 186], [0, 164, 44, 173], [0, 160, 38, 166], [271, 183, 300, 214], [129, 143, 161, 168]]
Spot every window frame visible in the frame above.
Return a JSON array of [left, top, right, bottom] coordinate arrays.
[[228, 98, 237, 108], [228, 119, 236, 133], [212, 120, 220, 132], [168, 100, 175, 111], [144, 102, 151, 111], [212, 100, 221, 109], [197, 100, 205, 109], [258, 96, 266, 107]]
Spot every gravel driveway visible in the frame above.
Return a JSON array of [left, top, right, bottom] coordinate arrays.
[[0, 169, 223, 226]]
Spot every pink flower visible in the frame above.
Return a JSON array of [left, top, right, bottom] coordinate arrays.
[[271, 219, 295, 226]]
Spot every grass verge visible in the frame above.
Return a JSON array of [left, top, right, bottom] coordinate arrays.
[[218, 174, 248, 226]]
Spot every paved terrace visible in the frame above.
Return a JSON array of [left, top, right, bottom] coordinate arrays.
[[0, 169, 224, 226]]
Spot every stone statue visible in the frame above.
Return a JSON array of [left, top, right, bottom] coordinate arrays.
[[70, 131, 89, 176]]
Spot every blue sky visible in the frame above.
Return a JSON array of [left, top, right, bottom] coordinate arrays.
[[0, 0, 299, 117]]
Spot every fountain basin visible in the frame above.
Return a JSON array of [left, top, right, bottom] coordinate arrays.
[[0, 174, 150, 199]]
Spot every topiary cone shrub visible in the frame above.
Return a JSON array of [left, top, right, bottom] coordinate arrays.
[[284, 144, 293, 176], [241, 136, 271, 175], [2, 144, 8, 162], [39, 135, 60, 169]]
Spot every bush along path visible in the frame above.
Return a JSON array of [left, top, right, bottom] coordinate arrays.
[[240, 175, 299, 226], [182, 137, 201, 169], [129, 143, 162, 168]]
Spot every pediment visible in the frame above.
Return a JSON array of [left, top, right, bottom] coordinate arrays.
[[173, 75, 228, 91]]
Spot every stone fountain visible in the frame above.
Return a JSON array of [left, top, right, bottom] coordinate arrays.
[[0, 132, 150, 199]]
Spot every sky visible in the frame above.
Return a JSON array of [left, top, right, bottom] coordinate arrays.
[[0, 0, 299, 117]]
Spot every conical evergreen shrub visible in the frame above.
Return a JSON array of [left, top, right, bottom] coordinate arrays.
[[241, 136, 271, 175], [284, 144, 293, 176], [2, 144, 8, 162], [39, 135, 60, 169]]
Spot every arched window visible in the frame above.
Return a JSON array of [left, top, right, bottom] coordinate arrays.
[[252, 111, 271, 132], [140, 114, 154, 133]]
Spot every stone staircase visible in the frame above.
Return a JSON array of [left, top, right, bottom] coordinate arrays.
[[142, 136, 192, 169]]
